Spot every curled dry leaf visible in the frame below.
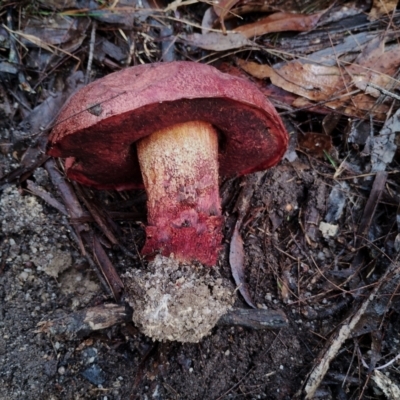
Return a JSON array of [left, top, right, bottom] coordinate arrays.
[[229, 222, 256, 309], [201, 8, 326, 45], [234, 10, 325, 39]]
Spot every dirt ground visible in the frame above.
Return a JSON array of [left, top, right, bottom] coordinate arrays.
[[1, 1, 400, 399]]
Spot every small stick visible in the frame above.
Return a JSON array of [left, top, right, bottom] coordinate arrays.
[[74, 183, 119, 246], [303, 262, 400, 398], [350, 171, 388, 272], [92, 234, 124, 296], [26, 180, 68, 216], [357, 171, 388, 238], [0, 133, 49, 189], [302, 172, 389, 398], [36, 304, 130, 339], [36, 304, 288, 340], [218, 308, 288, 329], [45, 159, 124, 299], [85, 20, 96, 85]]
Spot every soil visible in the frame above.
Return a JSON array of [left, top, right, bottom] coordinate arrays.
[[1, 2, 400, 400], [0, 165, 310, 400]]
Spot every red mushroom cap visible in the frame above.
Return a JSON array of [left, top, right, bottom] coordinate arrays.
[[48, 61, 288, 190]]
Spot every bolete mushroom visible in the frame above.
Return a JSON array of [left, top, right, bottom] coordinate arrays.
[[48, 61, 288, 342]]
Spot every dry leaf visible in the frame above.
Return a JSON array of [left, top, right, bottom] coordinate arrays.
[[234, 11, 325, 39], [38, 0, 77, 9], [229, 222, 256, 308], [237, 59, 341, 101], [3, 25, 80, 64], [345, 44, 400, 97], [370, 108, 400, 172], [164, 0, 200, 11], [298, 132, 333, 158], [201, 7, 218, 34], [22, 15, 89, 46], [181, 32, 251, 51], [213, 0, 240, 17], [237, 39, 400, 120], [213, 0, 241, 32], [369, 0, 398, 20], [235, 59, 275, 79], [345, 93, 389, 119]]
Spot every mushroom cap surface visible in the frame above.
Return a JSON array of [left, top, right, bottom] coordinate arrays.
[[48, 61, 288, 190]]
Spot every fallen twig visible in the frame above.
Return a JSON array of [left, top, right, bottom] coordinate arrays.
[[303, 261, 399, 398], [26, 180, 68, 216], [350, 171, 388, 279], [301, 171, 391, 398], [36, 303, 288, 340], [45, 158, 124, 299]]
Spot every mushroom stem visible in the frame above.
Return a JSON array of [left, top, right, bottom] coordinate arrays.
[[137, 120, 223, 266]]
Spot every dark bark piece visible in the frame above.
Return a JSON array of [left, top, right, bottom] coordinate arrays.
[[218, 308, 288, 329]]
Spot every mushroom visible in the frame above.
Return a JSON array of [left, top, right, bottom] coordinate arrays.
[[48, 61, 288, 342]]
